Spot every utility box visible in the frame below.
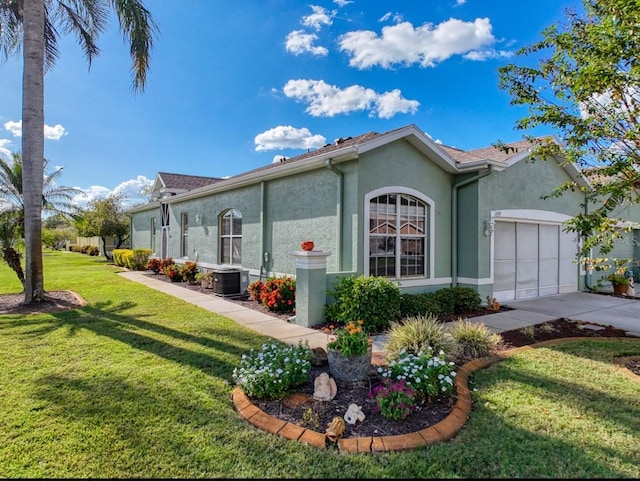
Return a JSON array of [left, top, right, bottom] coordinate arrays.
[[212, 268, 241, 296]]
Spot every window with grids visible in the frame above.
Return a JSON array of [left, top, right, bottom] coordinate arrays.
[[180, 213, 188, 257], [220, 209, 242, 265], [151, 217, 156, 253], [369, 193, 427, 278]]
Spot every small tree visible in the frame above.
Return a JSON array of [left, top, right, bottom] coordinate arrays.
[[497, 0, 640, 272], [0, 209, 25, 286], [76, 194, 129, 260]]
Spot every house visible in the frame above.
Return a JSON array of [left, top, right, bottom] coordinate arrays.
[[126, 123, 640, 315]]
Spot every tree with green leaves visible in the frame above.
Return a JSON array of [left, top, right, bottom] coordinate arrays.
[[0, 208, 25, 286], [0, 0, 158, 303], [0, 152, 82, 285], [76, 194, 129, 260], [498, 0, 640, 272], [0, 152, 84, 219]]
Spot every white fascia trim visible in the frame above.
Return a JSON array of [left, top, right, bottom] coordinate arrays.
[[456, 159, 507, 172], [491, 209, 574, 224], [457, 277, 493, 286], [164, 146, 359, 204], [126, 200, 160, 215]]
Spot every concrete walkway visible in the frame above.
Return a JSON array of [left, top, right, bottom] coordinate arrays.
[[118, 271, 640, 352]]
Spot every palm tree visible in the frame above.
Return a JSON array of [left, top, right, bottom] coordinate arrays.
[[0, 0, 158, 303], [0, 151, 84, 287], [0, 151, 84, 218]]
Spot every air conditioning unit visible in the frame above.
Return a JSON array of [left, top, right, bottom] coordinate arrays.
[[211, 268, 249, 297]]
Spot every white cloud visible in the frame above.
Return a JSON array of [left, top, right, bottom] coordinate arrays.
[[463, 49, 513, 61], [283, 79, 419, 119], [44, 124, 67, 140], [285, 30, 328, 56], [0, 139, 12, 159], [338, 18, 496, 69], [3, 120, 67, 140], [72, 176, 153, 209], [333, 0, 352, 7], [254, 125, 327, 152], [4, 120, 22, 137], [272, 154, 288, 163], [112, 175, 154, 199], [72, 185, 110, 208], [302, 5, 335, 31], [456, 0, 467, 5]]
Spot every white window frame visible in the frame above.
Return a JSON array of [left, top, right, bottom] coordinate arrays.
[[364, 187, 435, 282], [220, 208, 242, 265], [151, 217, 156, 255], [180, 212, 189, 258]]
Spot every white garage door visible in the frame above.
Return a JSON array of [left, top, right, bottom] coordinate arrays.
[[493, 221, 578, 303]]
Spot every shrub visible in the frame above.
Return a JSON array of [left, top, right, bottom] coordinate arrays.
[[430, 288, 456, 316], [369, 379, 417, 421], [249, 276, 296, 314], [378, 347, 457, 402], [127, 249, 152, 270], [447, 318, 503, 362], [163, 263, 184, 282], [145, 258, 163, 273], [232, 340, 312, 399], [399, 293, 440, 318], [160, 257, 174, 271], [383, 313, 455, 361], [112, 248, 130, 266], [324, 275, 401, 334], [180, 261, 199, 283], [449, 287, 482, 314], [247, 279, 264, 303]]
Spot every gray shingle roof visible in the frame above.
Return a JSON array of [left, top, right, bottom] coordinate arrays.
[[156, 172, 222, 190]]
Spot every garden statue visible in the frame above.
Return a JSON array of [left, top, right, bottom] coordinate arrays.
[[343, 403, 365, 425], [325, 416, 346, 442], [313, 372, 337, 401]]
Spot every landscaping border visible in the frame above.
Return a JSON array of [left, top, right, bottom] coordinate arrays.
[[231, 337, 640, 453]]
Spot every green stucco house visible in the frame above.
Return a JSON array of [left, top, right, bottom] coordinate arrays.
[[126, 123, 640, 313]]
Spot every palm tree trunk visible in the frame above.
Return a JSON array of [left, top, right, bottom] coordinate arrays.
[[21, 0, 46, 303]]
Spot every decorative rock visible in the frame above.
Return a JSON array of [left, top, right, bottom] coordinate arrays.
[[343, 403, 365, 425], [313, 372, 337, 401], [325, 416, 345, 442]]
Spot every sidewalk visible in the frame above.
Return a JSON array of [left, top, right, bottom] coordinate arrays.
[[118, 271, 640, 352]]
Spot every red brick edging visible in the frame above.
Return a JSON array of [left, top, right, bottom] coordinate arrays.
[[231, 336, 640, 453]]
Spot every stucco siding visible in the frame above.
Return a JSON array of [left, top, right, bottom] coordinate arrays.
[[266, 169, 339, 274], [357, 139, 454, 280], [130, 208, 158, 254]]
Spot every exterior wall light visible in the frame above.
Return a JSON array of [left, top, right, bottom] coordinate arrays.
[[484, 219, 495, 236]]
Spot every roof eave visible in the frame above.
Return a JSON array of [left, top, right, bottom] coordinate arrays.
[[164, 145, 360, 203]]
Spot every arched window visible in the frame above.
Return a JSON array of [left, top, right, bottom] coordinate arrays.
[[366, 190, 430, 279], [220, 209, 242, 265]]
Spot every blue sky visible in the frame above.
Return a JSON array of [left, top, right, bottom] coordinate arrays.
[[0, 0, 582, 207]]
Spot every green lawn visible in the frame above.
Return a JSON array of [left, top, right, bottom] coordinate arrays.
[[1, 251, 639, 478]]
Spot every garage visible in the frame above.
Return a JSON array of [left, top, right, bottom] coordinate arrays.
[[493, 220, 579, 302]]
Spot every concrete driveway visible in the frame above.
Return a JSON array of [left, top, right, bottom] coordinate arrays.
[[502, 292, 640, 336]]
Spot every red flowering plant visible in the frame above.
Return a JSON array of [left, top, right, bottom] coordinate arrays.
[[163, 263, 184, 282], [248, 276, 296, 314]]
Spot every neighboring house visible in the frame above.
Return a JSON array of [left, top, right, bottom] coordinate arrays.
[[126, 123, 640, 305]]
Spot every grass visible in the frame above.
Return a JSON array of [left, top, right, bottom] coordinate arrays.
[[1, 251, 640, 478]]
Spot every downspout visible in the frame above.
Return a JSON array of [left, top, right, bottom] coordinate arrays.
[[259, 181, 267, 280], [451, 165, 494, 287], [325, 158, 343, 271]]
